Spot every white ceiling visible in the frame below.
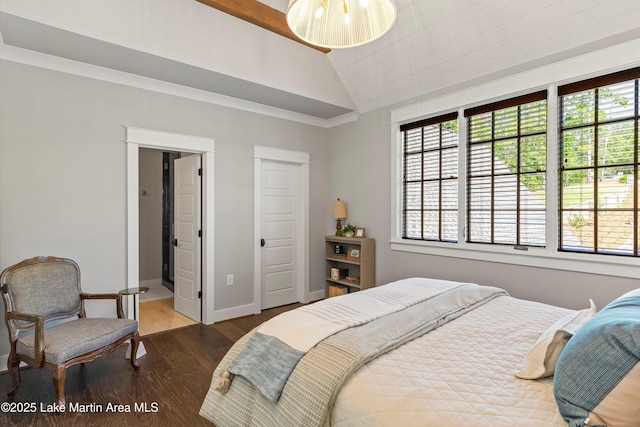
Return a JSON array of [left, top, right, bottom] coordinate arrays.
[[330, 0, 640, 113], [258, 0, 289, 13], [1, 0, 639, 123]]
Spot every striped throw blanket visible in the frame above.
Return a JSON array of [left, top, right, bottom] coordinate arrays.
[[217, 278, 466, 401], [201, 278, 507, 426]]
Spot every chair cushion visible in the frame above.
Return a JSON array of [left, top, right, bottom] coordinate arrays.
[[17, 318, 138, 364]]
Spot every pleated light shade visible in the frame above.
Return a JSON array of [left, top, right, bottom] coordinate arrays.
[[287, 0, 396, 49], [333, 199, 347, 218]]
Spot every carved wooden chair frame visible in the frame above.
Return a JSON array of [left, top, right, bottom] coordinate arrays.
[[1, 256, 140, 406]]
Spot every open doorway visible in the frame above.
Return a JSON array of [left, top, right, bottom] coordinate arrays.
[[125, 126, 215, 329], [138, 148, 199, 336]]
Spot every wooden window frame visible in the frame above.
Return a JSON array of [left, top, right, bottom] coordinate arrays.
[[401, 112, 459, 242], [558, 67, 640, 257], [464, 91, 548, 247]]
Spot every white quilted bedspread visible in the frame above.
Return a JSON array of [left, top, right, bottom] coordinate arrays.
[[331, 295, 573, 427]]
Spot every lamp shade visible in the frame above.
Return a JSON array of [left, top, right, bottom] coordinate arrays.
[[333, 199, 347, 218], [287, 0, 396, 49]]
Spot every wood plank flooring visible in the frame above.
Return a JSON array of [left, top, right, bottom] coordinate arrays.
[[138, 297, 197, 336], [0, 303, 302, 426]]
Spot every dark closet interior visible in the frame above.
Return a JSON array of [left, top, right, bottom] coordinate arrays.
[[161, 151, 181, 292]]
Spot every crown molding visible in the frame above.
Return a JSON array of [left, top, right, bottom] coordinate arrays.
[[0, 42, 357, 128]]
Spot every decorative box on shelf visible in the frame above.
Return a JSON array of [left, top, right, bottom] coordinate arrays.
[[328, 284, 348, 298], [345, 276, 360, 285], [331, 267, 348, 280]]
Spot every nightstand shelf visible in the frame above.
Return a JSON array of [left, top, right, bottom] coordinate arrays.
[[325, 235, 374, 297]]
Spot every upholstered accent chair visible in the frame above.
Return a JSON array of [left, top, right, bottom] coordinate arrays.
[[1, 256, 140, 406]]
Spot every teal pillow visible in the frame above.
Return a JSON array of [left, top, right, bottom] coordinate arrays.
[[553, 292, 640, 427]]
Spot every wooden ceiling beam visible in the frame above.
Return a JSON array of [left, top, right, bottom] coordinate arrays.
[[195, 0, 330, 53]]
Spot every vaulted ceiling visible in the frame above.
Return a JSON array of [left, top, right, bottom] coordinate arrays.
[[1, 0, 639, 125]]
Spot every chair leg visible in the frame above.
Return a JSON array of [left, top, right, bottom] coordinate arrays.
[[130, 332, 140, 370], [52, 365, 66, 407], [7, 357, 21, 399]]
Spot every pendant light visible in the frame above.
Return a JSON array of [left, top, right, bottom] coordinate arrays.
[[287, 0, 396, 49]]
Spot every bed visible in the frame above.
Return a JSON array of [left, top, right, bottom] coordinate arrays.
[[199, 278, 640, 427]]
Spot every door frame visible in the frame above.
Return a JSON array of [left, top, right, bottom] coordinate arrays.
[[125, 126, 215, 325], [253, 146, 310, 313]]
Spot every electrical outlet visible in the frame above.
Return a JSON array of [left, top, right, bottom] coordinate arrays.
[[226, 274, 234, 286]]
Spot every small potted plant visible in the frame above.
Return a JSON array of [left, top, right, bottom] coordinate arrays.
[[341, 223, 357, 237]]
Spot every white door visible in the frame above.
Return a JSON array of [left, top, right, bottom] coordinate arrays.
[[173, 154, 202, 321], [261, 161, 300, 309]]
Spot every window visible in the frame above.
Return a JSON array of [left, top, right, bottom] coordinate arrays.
[[392, 61, 639, 279], [558, 68, 640, 256], [465, 91, 547, 246], [401, 112, 458, 242]]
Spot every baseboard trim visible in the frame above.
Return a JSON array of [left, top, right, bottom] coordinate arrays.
[[140, 278, 163, 288], [210, 291, 326, 324], [211, 303, 259, 324], [308, 289, 325, 303]]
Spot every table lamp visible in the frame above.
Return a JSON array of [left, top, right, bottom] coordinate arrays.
[[333, 199, 347, 236]]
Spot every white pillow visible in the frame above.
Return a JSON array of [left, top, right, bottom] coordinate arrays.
[[516, 299, 596, 380], [617, 288, 640, 299]]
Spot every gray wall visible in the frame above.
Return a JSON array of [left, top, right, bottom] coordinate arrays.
[[327, 108, 640, 311], [1, 56, 638, 363], [0, 59, 330, 358]]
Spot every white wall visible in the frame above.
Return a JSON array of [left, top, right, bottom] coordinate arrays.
[[0, 59, 330, 361]]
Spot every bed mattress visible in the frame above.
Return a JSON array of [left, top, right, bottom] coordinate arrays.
[[331, 295, 572, 427]]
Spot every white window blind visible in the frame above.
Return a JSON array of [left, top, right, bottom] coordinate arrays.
[[465, 91, 548, 246], [401, 112, 458, 242], [558, 67, 640, 256]]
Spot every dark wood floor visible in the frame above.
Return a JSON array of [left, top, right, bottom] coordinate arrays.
[[0, 303, 302, 426]]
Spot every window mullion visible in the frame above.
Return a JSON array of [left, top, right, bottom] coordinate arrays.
[[402, 132, 404, 237], [421, 127, 425, 240], [438, 124, 443, 241], [458, 108, 467, 243], [546, 85, 559, 255], [516, 105, 522, 246], [465, 117, 471, 243], [634, 80, 639, 257], [491, 111, 496, 244], [593, 88, 599, 252]]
